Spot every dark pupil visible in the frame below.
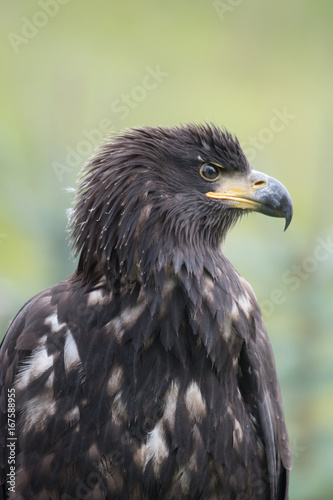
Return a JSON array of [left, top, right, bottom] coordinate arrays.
[[203, 164, 218, 180]]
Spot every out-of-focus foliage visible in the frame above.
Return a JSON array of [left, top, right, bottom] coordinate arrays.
[[1, 1, 332, 498]]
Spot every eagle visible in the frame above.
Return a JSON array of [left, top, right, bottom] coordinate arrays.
[[0, 123, 293, 499]]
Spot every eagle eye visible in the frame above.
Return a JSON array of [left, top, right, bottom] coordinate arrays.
[[200, 163, 221, 182]]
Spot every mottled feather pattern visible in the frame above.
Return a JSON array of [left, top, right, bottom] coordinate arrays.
[[0, 124, 291, 499]]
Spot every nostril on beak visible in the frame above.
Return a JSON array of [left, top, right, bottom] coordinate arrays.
[[253, 180, 267, 189]]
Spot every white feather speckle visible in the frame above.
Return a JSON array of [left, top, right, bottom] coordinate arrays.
[[45, 313, 67, 333], [64, 405, 80, 426], [163, 382, 179, 430], [107, 302, 146, 342], [237, 293, 253, 317], [107, 364, 124, 397], [64, 330, 80, 373], [233, 416, 244, 446], [22, 392, 57, 432], [185, 381, 207, 422], [15, 346, 54, 390], [145, 421, 169, 474]]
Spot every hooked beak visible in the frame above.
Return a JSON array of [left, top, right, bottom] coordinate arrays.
[[206, 170, 293, 230]]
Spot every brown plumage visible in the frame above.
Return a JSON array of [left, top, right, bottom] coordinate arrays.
[[0, 123, 292, 499]]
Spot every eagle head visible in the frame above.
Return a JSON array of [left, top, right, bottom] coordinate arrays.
[[70, 123, 292, 286]]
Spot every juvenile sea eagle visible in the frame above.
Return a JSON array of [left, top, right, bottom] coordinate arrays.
[[0, 124, 293, 499]]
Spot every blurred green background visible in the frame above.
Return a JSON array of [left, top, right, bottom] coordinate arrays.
[[1, 1, 332, 498]]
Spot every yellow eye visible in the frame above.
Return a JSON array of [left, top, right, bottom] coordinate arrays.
[[200, 163, 221, 182]]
